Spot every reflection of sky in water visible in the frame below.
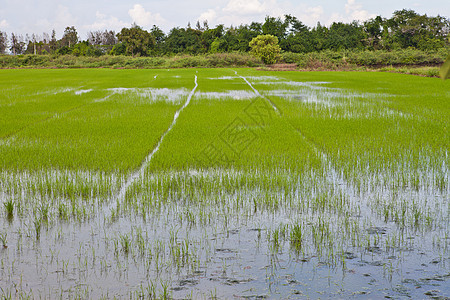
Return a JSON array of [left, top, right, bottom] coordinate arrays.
[[107, 87, 189, 104], [195, 90, 256, 100]]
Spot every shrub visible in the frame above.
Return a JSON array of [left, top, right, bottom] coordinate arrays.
[[249, 35, 281, 64], [281, 52, 304, 64]]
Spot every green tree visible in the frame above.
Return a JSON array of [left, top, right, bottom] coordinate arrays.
[[249, 34, 281, 64], [225, 24, 260, 52], [117, 25, 155, 56], [49, 29, 57, 53], [150, 25, 166, 54], [10, 33, 25, 55], [164, 27, 202, 54], [364, 16, 384, 49], [384, 9, 450, 50], [201, 24, 224, 52], [262, 16, 288, 41], [61, 26, 78, 48], [210, 37, 227, 53], [311, 22, 328, 51], [326, 21, 365, 50], [110, 43, 126, 55], [283, 15, 313, 53], [0, 31, 7, 54]]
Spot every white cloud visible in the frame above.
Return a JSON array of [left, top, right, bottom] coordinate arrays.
[[198, 9, 217, 23], [203, 0, 323, 28], [33, 5, 77, 37], [55, 5, 77, 28], [341, 0, 375, 22], [128, 4, 166, 27], [83, 11, 128, 32], [0, 19, 9, 29], [298, 6, 324, 26], [347, 0, 374, 21], [223, 0, 266, 15]]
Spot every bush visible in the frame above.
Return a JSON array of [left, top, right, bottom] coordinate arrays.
[[167, 55, 208, 68], [0, 49, 445, 70], [347, 49, 447, 66], [249, 35, 281, 64], [281, 52, 304, 64], [206, 52, 262, 67], [124, 57, 165, 68]]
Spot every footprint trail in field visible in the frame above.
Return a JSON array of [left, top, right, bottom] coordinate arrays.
[[108, 75, 198, 214]]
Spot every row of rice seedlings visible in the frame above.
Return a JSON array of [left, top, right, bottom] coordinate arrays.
[[107, 70, 448, 297], [262, 80, 415, 122], [114, 169, 390, 268], [0, 226, 178, 298], [0, 170, 128, 231], [0, 170, 122, 201], [345, 149, 449, 192], [247, 72, 448, 235], [204, 71, 448, 264], [107, 228, 201, 275], [0, 174, 444, 298], [0, 70, 201, 173], [0, 89, 105, 139], [0, 98, 185, 172], [0, 69, 447, 297], [368, 188, 447, 228], [119, 168, 358, 217], [245, 70, 448, 188]]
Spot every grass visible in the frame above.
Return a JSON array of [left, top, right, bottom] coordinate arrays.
[[0, 68, 448, 299]]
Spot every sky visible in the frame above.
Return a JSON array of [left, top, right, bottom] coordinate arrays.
[[0, 0, 448, 40]]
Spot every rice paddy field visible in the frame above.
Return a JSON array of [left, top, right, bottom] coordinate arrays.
[[0, 68, 449, 299]]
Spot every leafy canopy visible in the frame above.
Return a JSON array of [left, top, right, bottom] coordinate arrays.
[[117, 25, 156, 57], [249, 34, 281, 64]]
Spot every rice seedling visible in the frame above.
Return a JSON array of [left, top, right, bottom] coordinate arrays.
[[0, 68, 448, 299], [0, 232, 7, 248], [290, 224, 303, 253], [3, 199, 14, 220], [33, 218, 41, 240]]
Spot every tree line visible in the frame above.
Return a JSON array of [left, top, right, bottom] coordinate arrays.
[[0, 9, 448, 57]]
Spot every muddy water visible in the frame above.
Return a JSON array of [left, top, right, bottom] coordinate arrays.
[[0, 168, 448, 299], [0, 74, 448, 299]]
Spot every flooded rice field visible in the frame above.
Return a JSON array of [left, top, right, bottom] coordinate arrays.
[[0, 69, 448, 299]]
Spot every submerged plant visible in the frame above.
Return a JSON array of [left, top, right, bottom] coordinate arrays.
[[0, 232, 7, 248], [120, 234, 131, 255], [290, 224, 303, 252], [4, 200, 14, 221], [34, 218, 42, 240]]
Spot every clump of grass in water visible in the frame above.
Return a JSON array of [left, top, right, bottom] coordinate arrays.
[[58, 203, 69, 221], [39, 203, 50, 223], [34, 218, 42, 240], [120, 234, 131, 255], [4, 200, 14, 221], [0, 232, 7, 248], [290, 224, 303, 252]]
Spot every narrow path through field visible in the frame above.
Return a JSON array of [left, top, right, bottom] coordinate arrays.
[[234, 71, 376, 221], [106, 75, 198, 216], [233, 70, 280, 113]]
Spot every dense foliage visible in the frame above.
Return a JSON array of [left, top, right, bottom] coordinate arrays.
[[249, 34, 281, 64], [0, 49, 447, 74], [0, 9, 448, 59]]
